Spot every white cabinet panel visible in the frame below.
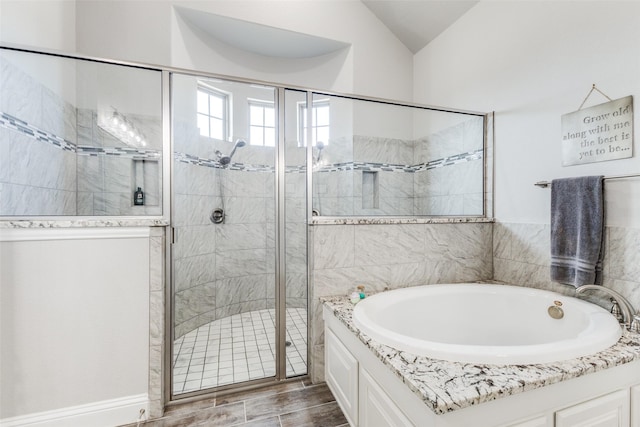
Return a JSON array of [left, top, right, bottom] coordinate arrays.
[[631, 384, 640, 427], [555, 389, 629, 427], [505, 415, 550, 427], [326, 328, 359, 426], [359, 367, 414, 427]]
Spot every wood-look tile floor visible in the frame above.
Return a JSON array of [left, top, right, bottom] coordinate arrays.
[[123, 380, 348, 427]]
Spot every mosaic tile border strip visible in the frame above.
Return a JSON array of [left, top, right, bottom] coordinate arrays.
[[1, 112, 161, 159], [0, 112, 76, 152], [2, 111, 480, 169], [77, 145, 161, 160], [174, 151, 274, 172], [413, 148, 483, 172], [175, 148, 483, 174], [3, 111, 481, 169]]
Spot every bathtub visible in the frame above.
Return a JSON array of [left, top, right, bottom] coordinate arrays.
[[352, 283, 622, 364]]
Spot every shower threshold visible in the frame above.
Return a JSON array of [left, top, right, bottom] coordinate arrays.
[[172, 307, 307, 395]]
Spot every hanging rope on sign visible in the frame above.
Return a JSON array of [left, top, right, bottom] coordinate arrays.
[[578, 84, 613, 110]]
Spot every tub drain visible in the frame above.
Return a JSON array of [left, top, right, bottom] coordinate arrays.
[[548, 300, 564, 319]]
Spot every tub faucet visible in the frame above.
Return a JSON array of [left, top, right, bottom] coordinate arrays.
[[575, 285, 638, 331]]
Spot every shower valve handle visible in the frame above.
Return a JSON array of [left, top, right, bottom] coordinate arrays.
[[210, 208, 225, 224]]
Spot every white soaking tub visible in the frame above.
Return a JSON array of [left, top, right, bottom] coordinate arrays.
[[352, 283, 622, 365]]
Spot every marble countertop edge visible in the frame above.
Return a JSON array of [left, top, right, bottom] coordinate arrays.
[[310, 216, 494, 225], [2, 217, 492, 228], [0, 218, 170, 228], [321, 294, 640, 415]]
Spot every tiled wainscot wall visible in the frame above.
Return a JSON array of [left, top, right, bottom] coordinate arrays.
[[494, 222, 640, 314], [308, 220, 493, 382], [309, 220, 640, 383]]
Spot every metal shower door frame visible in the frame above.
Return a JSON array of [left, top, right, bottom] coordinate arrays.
[[166, 78, 310, 405]]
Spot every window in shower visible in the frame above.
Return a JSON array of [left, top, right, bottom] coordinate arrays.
[[249, 100, 275, 146], [197, 85, 229, 140], [299, 99, 329, 147]]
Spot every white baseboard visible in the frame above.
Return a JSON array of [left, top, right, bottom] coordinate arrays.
[[0, 394, 149, 427]]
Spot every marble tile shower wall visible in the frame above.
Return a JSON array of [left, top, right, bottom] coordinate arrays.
[[414, 118, 485, 216], [0, 57, 163, 217], [76, 108, 162, 216], [308, 222, 493, 382], [354, 135, 415, 216], [172, 123, 308, 338], [313, 135, 421, 215], [493, 222, 640, 312], [312, 119, 484, 216], [173, 137, 270, 337], [0, 56, 77, 215], [413, 160, 483, 215]]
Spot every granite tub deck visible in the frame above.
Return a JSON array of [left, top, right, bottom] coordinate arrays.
[[321, 294, 640, 415]]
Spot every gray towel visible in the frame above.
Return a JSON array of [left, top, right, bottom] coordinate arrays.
[[550, 176, 605, 287]]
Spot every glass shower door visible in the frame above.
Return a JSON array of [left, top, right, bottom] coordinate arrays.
[[171, 73, 277, 395]]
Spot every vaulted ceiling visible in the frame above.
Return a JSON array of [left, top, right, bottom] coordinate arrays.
[[361, 0, 478, 53], [176, 1, 479, 59]]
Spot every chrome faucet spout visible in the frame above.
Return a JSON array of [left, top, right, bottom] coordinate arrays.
[[575, 285, 636, 329]]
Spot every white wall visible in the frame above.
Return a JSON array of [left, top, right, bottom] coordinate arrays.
[[167, 0, 413, 99], [75, 0, 172, 67], [0, 0, 76, 52], [40, 0, 412, 102], [2, 0, 414, 101], [414, 1, 640, 227], [353, 100, 414, 140], [0, 228, 150, 423]]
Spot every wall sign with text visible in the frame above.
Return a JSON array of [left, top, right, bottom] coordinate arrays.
[[561, 95, 633, 166]]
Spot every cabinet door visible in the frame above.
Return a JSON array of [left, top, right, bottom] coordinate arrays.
[[631, 384, 640, 427], [359, 367, 414, 427], [326, 328, 359, 426], [505, 415, 550, 427], [555, 389, 629, 427]]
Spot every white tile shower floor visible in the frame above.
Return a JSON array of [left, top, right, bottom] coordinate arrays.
[[173, 308, 307, 395]]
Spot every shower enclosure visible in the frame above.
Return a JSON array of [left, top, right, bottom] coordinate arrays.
[[171, 74, 308, 396]]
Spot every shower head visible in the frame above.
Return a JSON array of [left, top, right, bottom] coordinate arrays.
[[229, 138, 246, 159], [314, 141, 325, 165], [219, 139, 246, 166]]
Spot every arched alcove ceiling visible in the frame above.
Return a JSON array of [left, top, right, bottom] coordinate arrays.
[[175, 6, 351, 59]]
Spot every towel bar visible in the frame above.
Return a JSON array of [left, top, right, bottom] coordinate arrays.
[[535, 173, 640, 188]]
